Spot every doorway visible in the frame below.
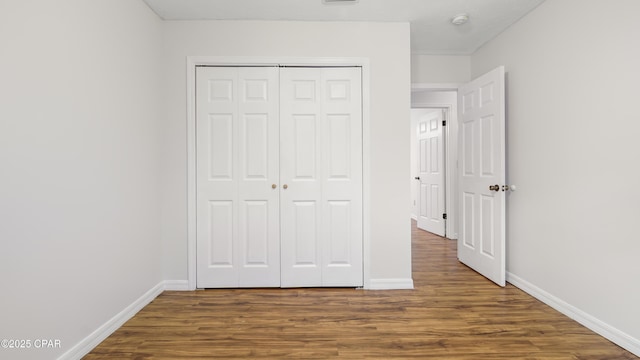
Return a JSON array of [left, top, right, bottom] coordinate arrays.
[[186, 57, 373, 290], [410, 87, 458, 240], [412, 66, 507, 287]]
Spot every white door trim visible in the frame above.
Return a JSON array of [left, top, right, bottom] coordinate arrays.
[[411, 84, 459, 240], [187, 56, 372, 290]]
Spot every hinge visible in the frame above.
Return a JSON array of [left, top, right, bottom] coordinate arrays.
[[443, 213, 447, 220]]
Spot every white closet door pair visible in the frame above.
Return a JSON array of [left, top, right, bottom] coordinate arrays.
[[196, 66, 362, 288]]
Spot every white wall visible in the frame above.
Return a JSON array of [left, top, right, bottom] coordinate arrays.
[[0, 1, 162, 359], [472, 0, 640, 350], [411, 55, 470, 84], [159, 21, 413, 285]]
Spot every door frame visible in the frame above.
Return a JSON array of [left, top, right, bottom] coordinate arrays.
[[186, 56, 371, 290], [411, 83, 459, 240]]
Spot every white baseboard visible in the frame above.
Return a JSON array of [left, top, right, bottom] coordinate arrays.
[[163, 280, 190, 291], [507, 272, 640, 357], [57, 282, 165, 360], [57, 280, 191, 360], [368, 278, 414, 290]]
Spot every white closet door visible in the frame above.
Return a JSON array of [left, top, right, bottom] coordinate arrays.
[[196, 66, 280, 288], [279, 67, 363, 287]]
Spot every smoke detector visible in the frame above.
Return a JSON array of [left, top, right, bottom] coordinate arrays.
[[451, 13, 470, 25]]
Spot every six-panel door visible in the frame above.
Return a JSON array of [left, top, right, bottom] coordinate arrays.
[[416, 109, 446, 236], [457, 66, 506, 287], [279, 67, 363, 287], [196, 67, 280, 288]]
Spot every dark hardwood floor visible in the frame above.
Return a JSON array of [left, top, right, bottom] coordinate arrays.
[[84, 221, 637, 359]]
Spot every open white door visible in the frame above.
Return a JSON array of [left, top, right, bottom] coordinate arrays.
[[414, 109, 446, 236], [457, 66, 506, 286]]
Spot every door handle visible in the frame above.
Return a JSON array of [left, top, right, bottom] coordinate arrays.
[[414, 176, 420, 180], [489, 184, 500, 192]]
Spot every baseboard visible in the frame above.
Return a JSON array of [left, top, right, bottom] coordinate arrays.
[[163, 280, 190, 291], [411, 214, 417, 221], [57, 280, 192, 360], [507, 272, 640, 357], [57, 282, 165, 360], [368, 278, 414, 290]]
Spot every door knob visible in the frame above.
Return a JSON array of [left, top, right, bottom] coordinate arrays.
[[489, 184, 500, 192], [272, 184, 277, 189], [414, 176, 420, 180], [283, 184, 288, 190]]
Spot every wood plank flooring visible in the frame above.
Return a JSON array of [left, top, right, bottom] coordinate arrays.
[[85, 221, 638, 359]]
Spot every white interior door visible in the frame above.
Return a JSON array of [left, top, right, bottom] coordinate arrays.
[[457, 66, 506, 286], [415, 109, 446, 236], [279, 67, 363, 287], [196, 66, 280, 288]]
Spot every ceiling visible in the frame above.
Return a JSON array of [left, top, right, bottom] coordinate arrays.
[[143, 0, 545, 55]]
